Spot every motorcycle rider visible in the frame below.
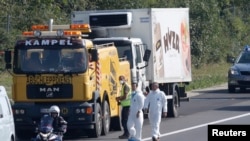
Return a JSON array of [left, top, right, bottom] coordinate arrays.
[[48, 105, 67, 140]]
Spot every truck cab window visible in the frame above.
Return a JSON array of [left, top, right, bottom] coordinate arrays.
[[135, 45, 143, 63], [60, 48, 88, 72], [123, 50, 132, 61], [19, 50, 44, 72], [44, 50, 61, 70], [16, 48, 88, 74], [25, 52, 43, 70], [122, 48, 133, 69], [73, 51, 87, 71]]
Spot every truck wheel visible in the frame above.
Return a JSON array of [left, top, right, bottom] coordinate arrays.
[[88, 103, 102, 138], [110, 104, 122, 131], [101, 101, 110, 135], [110, 116, 122, 131], [167, 89, 179, 117]]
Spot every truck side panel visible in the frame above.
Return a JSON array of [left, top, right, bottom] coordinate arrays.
[[149, 8, 191, 83], [97, 46, 120, 117], [72, 8, 191, 83]]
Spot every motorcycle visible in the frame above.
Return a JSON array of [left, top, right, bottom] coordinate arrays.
[[31, 115, 62, 141]]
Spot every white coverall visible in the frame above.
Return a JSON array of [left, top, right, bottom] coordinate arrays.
[[144, 89, 167, 139], [127, 90, 145, 141]]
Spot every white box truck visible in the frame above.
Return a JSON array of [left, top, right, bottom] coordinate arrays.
[[71, 8, 191, 117]]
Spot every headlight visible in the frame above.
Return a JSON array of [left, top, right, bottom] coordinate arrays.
[[14, 109, 25, 115], [229, 68, 239, 75], [75, 108, 85, 114], [34, 30, 42, 37], [56, 30, 64, 37], [20, 109, 25, 114]]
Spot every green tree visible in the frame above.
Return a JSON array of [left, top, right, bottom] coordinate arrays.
[[1, 0, 250, 67]]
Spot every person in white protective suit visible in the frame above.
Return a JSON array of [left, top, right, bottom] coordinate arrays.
[[127, 82, 145, 141], [144, 82, 167, 141]]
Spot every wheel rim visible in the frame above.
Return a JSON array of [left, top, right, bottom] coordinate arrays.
[[173, 90, 179, 116], [97, 109, 102, 135], [104, 103, 110, 131]]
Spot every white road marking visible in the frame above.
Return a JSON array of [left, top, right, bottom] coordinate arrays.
[[142, 113, 250, 141]]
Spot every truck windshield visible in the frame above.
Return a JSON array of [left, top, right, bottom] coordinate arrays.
[[14, 48, 88, 74], [93, 40, 133, 68]]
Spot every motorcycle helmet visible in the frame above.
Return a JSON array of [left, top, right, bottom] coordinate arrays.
[[49, 105, 60, 117]]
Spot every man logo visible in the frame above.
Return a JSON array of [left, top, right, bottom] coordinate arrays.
[[39, 87, 60, 97], [46, 91, 53, 97]]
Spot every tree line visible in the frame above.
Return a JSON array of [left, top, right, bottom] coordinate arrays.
[[0, 0, 250, 68]]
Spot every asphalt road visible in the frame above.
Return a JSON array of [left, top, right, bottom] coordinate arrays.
[[18, 83, 250, 141]]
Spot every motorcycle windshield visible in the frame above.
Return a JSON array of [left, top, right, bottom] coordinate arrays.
[[39, 115, 54, 133]]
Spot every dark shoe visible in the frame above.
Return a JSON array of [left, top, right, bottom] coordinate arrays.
[[152, 136, 160, 141], [119, 134, 129, 139]]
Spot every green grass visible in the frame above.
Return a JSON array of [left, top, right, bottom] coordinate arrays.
[[186, 62, 230, 91], [0, 71, 12, 98], [0, 62, 231, 98]]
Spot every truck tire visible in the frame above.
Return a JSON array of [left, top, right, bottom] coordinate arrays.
[[167, 89, 179, 117], [110, 116, 122, 131], [101, 101, 110, 135], [110, 104, 122, 131], [88, 103, 102, 138]]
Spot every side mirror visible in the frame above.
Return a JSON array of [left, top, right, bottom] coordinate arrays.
[[137, 49, 151, 69], [4, 50, 12, 69], [229, 58, 235, 63], [90, 49, 98, 62], [227, 54, 235, 63], [4, 50, 11, 63], [143, 49, 151, 62]]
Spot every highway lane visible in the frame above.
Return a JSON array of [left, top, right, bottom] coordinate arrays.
[[18, 83, 250, 141], [155, 83, 250, 141]]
